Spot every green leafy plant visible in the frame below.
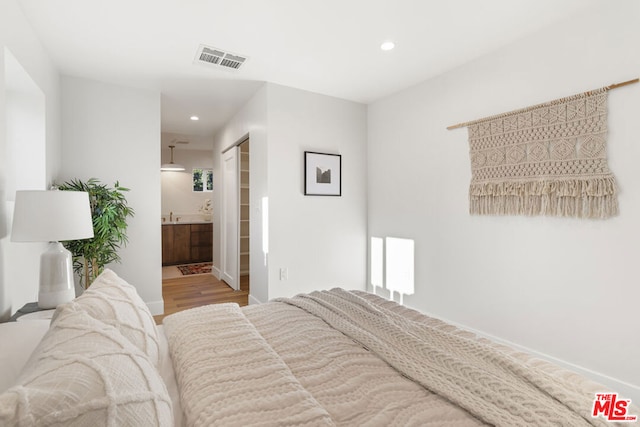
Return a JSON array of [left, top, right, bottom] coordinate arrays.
[[58, 178, 135, 288]]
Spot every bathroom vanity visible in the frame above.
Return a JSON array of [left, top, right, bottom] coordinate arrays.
[[162, 221, 213, 266]]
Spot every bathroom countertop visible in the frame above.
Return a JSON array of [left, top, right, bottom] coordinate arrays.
[[162, 221, 213, 225]]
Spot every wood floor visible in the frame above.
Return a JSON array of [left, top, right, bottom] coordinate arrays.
[[153, 272, 249, 324]]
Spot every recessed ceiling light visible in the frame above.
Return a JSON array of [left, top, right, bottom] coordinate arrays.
[[190, 116, 199, 121], [380, 41, 395, 51]]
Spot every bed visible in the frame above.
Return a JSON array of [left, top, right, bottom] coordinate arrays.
[[0, 269, 634, 426]]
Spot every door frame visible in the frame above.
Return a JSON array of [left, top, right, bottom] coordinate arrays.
[[220, 135, 249, 291]]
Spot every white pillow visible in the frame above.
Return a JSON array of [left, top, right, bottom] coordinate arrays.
[[56, 268, 160, 367], [0, 304, 172, 426]]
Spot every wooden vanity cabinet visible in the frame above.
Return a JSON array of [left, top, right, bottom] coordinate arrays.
[[190, 223, 213, 263], [162, 223, 213, 266], [162, 224, 190, 265]]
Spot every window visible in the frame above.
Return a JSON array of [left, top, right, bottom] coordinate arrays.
[[193, 169, 213, 192]]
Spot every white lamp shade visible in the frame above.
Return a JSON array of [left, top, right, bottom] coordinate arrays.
[[11, 190, 94, 242]]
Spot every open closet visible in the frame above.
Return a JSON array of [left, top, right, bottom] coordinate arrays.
[[239, 140, 250, 289], [221, 137, 250, 292]]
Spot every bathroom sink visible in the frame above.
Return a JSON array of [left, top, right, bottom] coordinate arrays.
[[162, 220, 212, 225]]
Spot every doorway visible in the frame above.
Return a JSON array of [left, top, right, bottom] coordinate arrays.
[[159, 137, 214, 281]]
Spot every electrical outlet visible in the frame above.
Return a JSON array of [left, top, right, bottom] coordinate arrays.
[[279, 268, 288, 281]]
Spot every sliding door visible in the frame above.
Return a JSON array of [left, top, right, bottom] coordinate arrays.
[[221, 146, 239, 290]]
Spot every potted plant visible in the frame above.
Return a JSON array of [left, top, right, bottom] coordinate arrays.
[[58, 178, 135, 288]]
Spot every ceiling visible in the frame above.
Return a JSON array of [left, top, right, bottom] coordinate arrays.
[[19, 0, 604, 149]]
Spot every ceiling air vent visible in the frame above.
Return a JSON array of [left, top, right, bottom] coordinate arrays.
[[194, 45, 248, 71]]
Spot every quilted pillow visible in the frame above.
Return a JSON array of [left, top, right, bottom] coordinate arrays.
[[0, 304, 172, 426], [54, 268, 160, 367]]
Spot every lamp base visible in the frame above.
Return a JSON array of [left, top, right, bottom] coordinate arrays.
[[38, 242, 76, 309]]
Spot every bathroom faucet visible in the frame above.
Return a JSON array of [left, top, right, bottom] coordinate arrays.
[[170, 211, 173, 222]]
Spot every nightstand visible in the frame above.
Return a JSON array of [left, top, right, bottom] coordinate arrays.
[[8, 302, 55, 322]]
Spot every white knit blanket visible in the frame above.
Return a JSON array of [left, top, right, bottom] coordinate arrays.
[[162, 303, 333, 426], [277, 289, 606, 427], [164, 290, 615, 426]]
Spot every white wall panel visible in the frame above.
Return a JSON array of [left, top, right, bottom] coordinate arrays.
[[367, 2, 640, 401], [60, 76, 163, 314]]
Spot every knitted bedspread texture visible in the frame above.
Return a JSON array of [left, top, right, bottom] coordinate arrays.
[[163, 289, 617, 426]]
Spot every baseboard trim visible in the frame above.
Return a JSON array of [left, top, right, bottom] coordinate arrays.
[[146, 299, 164, 316], [420, 310, 640, 404], [248, 294, 262, 305], [211, 265, 221, 280]]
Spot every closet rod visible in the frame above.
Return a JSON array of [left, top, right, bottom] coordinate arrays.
[[446, 78, 639, 131]]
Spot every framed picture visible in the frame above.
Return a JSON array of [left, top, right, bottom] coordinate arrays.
[[304, 151, 341, 196]]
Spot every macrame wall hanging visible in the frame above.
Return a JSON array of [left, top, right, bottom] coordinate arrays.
[[448, 78, 638, 219]]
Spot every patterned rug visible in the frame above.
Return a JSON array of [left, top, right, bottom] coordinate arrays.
[[177, 262, 213, 276]]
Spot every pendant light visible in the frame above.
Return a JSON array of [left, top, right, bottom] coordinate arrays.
[[161, 145, 185, 171]]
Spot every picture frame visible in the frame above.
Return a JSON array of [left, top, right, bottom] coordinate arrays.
[[304, 151, 341, 196]]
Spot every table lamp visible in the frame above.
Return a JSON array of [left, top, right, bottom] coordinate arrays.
[[11, 190, 94, 308]]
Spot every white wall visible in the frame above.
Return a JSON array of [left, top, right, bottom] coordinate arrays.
[[0, 0, 61, 320], [4, 48, 46, 195], [161, 146, 214, 219], [212, 83, 368, 303], [213, 85, 269, 303], [267, 84, 368, 298], [368, 2, 640, 401], [60, 76, 163, 314]]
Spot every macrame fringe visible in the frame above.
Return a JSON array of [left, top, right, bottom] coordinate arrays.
[[469, 177, 618, 219]]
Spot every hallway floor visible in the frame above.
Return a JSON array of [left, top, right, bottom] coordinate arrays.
[[155, 264, 249, 324]]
